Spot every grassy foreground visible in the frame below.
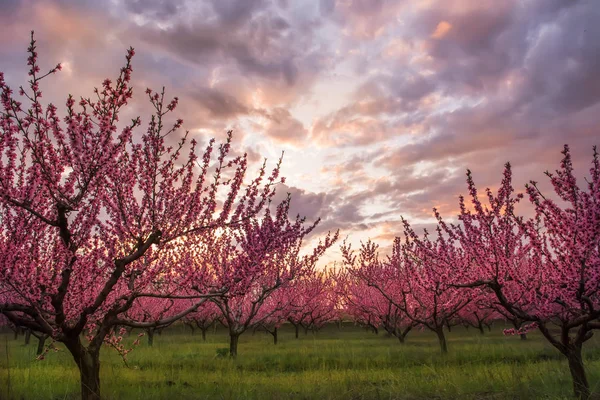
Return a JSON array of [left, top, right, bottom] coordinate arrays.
[[1, 324, 599, 399]]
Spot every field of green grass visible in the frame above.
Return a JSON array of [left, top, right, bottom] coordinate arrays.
[[1, 323, 599, 399]]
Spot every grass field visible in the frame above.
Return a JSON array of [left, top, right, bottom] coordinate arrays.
[[1, 324, 599, 399]]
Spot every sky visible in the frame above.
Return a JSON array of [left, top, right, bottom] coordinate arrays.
[[0, 0, 598, 265]]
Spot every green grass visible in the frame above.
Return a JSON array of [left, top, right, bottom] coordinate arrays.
[[1, 324, 599, 399]]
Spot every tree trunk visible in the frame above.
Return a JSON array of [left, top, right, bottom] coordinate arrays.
[[66, 340, 101, 400], [294, 324, 299, 339], [272, 327, 278, 345], [201, 328, 207, 342], [478, 323, 485, 335], [565, 346, 590, 399], [24, 329, 31, 345], [36, 335, 47, 356], [398, 326, 412, 344], [435, 327, 448, 354], [78, 351, 100, 400], [229, 333, 239, 357], [147, 329, 154, 346], [512, 320, 527, 340], [13, 328, 19, 340], [446, 320, 452, 332], [487, 323, 492, 332]]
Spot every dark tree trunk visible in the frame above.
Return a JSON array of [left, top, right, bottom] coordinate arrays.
[[186, 323, 195, 335], [486, 323, 492, 332], [201, 327, 207, 342], [24, 329, 31, 345], [398, 326, 412, 344], [78, 351, 100, 400], [147, 329, 154, 346], [511, 320, 527, 340], [565, 346, 590, 399], [272, 327, 278, 345], [478, 323, 485, 335], [13, 328, 19, 340], [446, 320, 452, 332], [294, 324, 299, 339], [36, 335, 47, 355], [229, 333, 239, 357], [435, 327, 448, 354], [66, 339, 101, 400]]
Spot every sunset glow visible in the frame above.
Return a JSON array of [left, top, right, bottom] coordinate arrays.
[[0, 0, 597, 263]]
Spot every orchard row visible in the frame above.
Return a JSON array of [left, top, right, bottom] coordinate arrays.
[[1, 33, 598, 400]]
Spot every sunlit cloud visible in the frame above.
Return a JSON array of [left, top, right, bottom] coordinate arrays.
[[0, 0, 597, 265], [431, 21, 452, 39]]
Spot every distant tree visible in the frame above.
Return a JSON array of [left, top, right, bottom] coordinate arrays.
[[340, 241, 417, 343], [457, 293, 498, 335], [182, 301, 221, 341], [344, 236, 471, 354], [196, 196, 338, 357], [287, 270, 338, 337]]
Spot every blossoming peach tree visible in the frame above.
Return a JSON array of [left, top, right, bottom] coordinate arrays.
[[193, 194, 338, 357], [0, 32, 284, 400], [425, 148, 600, 399]]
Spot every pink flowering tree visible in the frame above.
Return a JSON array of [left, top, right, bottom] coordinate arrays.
[[182, 301, 222, 341], [256, 287, 293, 345], [340, 241, 417, 343], [342, 273, 414, 341], [0, 33, 283, 400], [287, 270, 338, 337], [195, 195, 339, 357], [123, 295, 191, 346], [344, 235, 472, 353], [340, 275, 382, 334], [431, 147, 600, 398], [400, 227, 473, 354], [456, 292, 498, 335], [493, 305, 530, 340]]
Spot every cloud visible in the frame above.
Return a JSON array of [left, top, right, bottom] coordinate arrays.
[[123, 0, 184, 20], [322, 0, 408, 40], [186, 87, 250, 119], [260, 107, 308, 146], [431, 21, 452, 39], [1, 0, 598, 262]]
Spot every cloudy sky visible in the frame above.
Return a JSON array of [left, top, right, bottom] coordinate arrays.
[[1, 0, 598, 264]]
